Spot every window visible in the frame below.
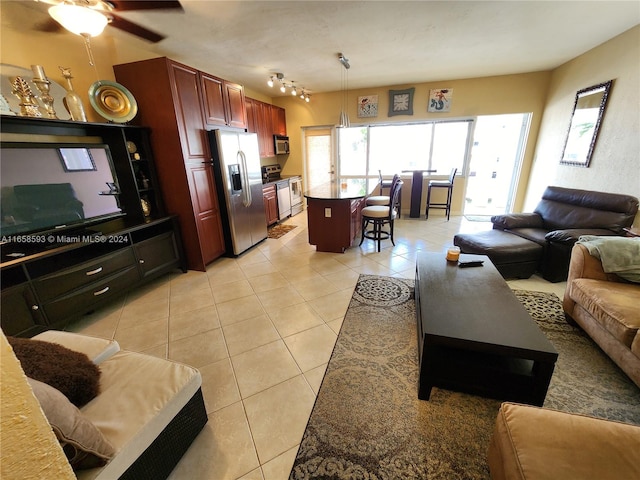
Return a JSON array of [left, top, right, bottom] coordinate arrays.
[[338, 120, 473, 178]]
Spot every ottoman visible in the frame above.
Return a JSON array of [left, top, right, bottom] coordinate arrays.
[[488, 402, 640, 480], [453, 230, 542, 279]]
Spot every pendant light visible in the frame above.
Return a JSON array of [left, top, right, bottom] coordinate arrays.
[[338, 53, 350, 128]]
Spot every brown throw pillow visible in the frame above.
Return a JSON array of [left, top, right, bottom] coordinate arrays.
[[28, 378, 116, 470], [8, 336, 100, 407]]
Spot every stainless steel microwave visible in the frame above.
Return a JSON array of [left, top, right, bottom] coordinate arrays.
[[274, 135, 289, 155]]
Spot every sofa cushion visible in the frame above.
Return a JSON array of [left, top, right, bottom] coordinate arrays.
[[76, 350, 202, 480], [534, 186, 639, 232], [491, 212, 544, 230], [506, 227, 548, 245], [27, 378, 115, 470], [33, 331, 120, 365], [545, 228, 618, 245], [8, 336, 101, 407], [454, 229, 542, 263], [570, 279, 640, 348], [488, 402, 640, 480]]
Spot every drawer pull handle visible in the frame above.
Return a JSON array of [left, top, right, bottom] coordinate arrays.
[[94, 286, 110, 296], [139, 259, 145, 264], [31, 305, 39, 311], [86, 267, 103, 276]]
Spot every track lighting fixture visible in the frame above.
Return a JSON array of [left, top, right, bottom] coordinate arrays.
[[267, 73, 310, 101]]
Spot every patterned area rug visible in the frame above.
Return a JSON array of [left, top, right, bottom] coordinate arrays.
[[267, 224, 297, 239], [290, 275, 640, 480]]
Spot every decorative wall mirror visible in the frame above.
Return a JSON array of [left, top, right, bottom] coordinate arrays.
[[560, 80, 612, 167]]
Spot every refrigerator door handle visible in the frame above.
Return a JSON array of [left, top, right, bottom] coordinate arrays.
[[238, 150, 252, 207]]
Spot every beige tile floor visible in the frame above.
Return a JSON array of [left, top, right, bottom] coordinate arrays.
[[69, 211, 566, 480]]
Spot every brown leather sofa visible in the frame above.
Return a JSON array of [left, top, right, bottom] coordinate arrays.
[[563, 243, 640, 388], [454, 186, 639, 282]]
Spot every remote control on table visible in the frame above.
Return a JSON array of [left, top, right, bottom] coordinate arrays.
[[458, 260, 484, 268]]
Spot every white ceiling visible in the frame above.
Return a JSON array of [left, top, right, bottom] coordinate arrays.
[[7, 1, 640, 97]]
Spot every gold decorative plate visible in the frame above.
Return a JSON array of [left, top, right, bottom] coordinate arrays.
[[89, 80, 138, 123]]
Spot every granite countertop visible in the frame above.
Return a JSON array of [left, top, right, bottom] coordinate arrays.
[[304, 179, 371, 200]]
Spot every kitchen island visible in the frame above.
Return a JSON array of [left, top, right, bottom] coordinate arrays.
[[304, 180, 369, 253]]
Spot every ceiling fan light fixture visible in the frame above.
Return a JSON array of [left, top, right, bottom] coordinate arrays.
[[267, 76, 274, 87], [49, 3, 108, 37]]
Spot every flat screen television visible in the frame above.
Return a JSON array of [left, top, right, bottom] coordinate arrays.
[[1, 142, 125, 244]]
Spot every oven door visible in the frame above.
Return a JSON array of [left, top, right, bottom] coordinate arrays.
[[289, 176, 303, 215]]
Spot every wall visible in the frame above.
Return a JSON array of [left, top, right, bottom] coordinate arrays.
[[526, 25, 640, 226], [274, 72, 552, 214], [0, 332, 75, 480]]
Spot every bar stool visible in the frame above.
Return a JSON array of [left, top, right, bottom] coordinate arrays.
[[360, 179, 403, 252], [425, 167, 457, 220], [366, 173, 402, 217], [378, 169, 393, 194]]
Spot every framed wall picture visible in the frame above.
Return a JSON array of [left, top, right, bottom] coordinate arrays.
[[358, 95, 378, 118], [388, 88, 415, 116], [428, 89, 453, 112]]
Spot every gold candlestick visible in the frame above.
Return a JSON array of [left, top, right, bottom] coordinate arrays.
[[32, 78, 58, 119], [30, 65, 58, 119]]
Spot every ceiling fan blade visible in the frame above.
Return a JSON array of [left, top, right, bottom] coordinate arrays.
[[107, 1, 183, 11], [109, 13, 166, 42]]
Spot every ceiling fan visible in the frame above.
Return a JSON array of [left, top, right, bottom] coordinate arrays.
[[34, 0, 183, 43]]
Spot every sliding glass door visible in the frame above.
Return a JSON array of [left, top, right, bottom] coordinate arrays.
[[464, 113, 531, 216]]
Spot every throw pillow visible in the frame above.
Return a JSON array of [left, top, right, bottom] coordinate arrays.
[[8, 336, 101, 407], [28, 378, 116, 470]]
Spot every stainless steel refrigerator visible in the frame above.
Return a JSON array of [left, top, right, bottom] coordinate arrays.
[[208, 130, 267, 256]]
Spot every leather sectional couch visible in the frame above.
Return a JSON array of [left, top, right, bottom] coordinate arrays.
[[454, 186, 639, 282]]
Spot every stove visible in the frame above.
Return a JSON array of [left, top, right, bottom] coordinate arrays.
[[261, 164, 282, 184], [261, 164, 303, 217]]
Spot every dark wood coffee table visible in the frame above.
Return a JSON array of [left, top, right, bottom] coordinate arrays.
[[415, 252, 558, 406]]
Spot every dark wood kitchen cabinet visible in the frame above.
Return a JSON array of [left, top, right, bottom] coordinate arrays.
[[272, 106, 287, 136], [114, 57, 226, 270], [263, 183, 278, 226], [200, 73, 247, 129], [246, 98, 286, 158]]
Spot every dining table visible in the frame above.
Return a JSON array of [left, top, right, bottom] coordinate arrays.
[[401, 169, 437, 218]]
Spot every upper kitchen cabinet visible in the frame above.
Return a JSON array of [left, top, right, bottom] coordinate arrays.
[[246, 97, 287, 158], [272, 105, 287, 136], [200, 73, 247, 129], [114, 57, 225, 271]]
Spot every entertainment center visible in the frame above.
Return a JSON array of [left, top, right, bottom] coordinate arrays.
[[1, 116, 186, 337]]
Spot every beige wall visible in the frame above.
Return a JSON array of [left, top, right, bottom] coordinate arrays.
[[274, 72, 552, 214], [526, 25, 640, 226], [1, 332, 75, 480]]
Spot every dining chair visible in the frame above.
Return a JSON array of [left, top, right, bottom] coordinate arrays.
[[359, 179, 403, 252], [425, 167, 457, 220]]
